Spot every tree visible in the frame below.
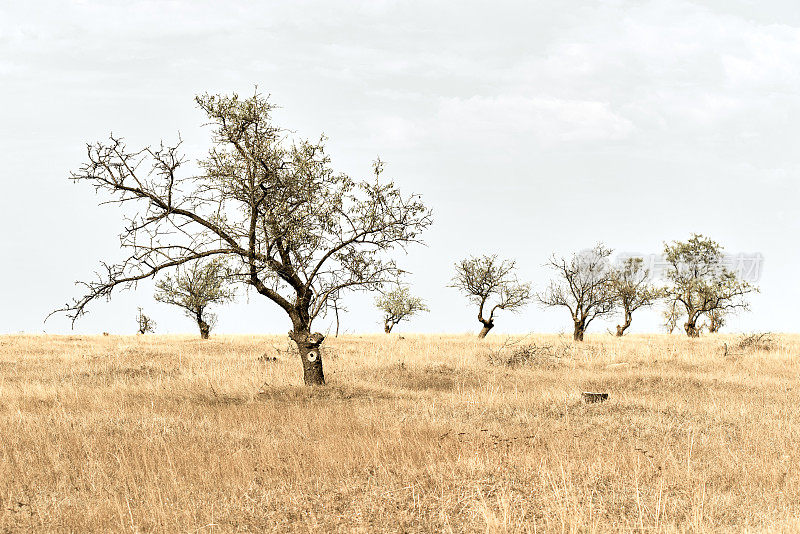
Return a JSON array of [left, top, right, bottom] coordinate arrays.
[[375, 286, 428, 333], [609, 257, 662, 336], [537, 244, 615, 341], [136, 308, 156, 334], [450, 255, 531, 338], [704, 309, 727, 333], [663, 299, 681, 334], [327, 289, 346, 337], [662, 234, 757, 337], [154, 259, 235, 339], [51, 91, 432, 385]]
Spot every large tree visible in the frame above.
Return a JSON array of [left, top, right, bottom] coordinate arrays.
[[154, 259, 235, 339], [537, 244, 615, 341], [663, 234, 756, 337], [52, 91, 432, 385], [450, 255, 531, 338], [609, 257, 662, 336], [375, 286, 428, 333]]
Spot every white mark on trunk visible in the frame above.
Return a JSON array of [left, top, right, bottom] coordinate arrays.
[[307, 350, 318, 363]]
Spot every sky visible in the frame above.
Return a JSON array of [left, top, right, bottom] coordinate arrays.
[[1, 0, 799, 336]]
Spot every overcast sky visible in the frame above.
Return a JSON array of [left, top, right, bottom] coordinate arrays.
[[2, 0, 799, 336]]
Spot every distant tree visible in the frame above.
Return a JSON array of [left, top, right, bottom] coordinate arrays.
[[375, 286, 428, 333], [326, 289, 346, 337], [50, 90, 432, 385], [609, 257, 662, 336], [704, 309, 727, 333], [663, 234, 757, 337], [450, 255, 531, 338], [154, 259, 235, 339], [136, 308, 156, 334], [538, 244, 615, 341], [664, 299, 681, 334]]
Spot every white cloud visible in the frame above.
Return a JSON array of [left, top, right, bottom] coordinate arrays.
[[435, 95, 635, 144]]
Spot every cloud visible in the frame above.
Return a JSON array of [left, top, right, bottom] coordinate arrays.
[[435, 95, 635, 145], [273, 0, 800, 159]]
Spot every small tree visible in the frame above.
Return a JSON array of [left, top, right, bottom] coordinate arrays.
[[704, 309, 727, 333], [154, 259, 235, 339], [664, 299, 681, 334], [136, 308, 156, 334], [610, 257, 662, 336], [451, 255, 531, 338], [51, 91, 432, 385], [327, 289, 346, 337], [375, 286, 428, 333], [663, 234, 757, 337], [538, 244, 615, 341]]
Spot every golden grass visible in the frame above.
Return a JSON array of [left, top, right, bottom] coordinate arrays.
[[1, 333, 799, 532]]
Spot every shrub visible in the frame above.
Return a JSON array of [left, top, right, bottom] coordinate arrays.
[[736, 332, 777, 352], [489, 342, 560, 368]]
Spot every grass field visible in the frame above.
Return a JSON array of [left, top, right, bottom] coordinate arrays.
[[1, 333, 798, 532]]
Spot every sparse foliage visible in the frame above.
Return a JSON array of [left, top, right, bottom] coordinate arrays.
[[663, 234, 757, 338], [52, 90, 432, 384], [375, 286, 428, 333], [450, 255, 531, 338], [154, 259, 235, 339], [136, 308, 156, 334], [610, 257, 663, 336], [537, 244, 615, 341]]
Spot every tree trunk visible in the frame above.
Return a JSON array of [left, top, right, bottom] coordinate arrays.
[[615, 311, 632, 337], [573, 320, 585, 342], [384, 320, 393, 334], [684, 321, 700, 338], [478, 321, 494, 339], [289, 330, 325, 385], [197, 318, 210, 339], [334, 302, 340, 337]]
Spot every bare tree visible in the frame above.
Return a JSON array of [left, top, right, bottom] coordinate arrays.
[[154, 259, 235, 339], [375, 286, 428, 333], [326, 289, 346, 337], [51, 91, 432, 385], [663, 299, 681, 334], [136, 308, 156, 334], [537, 244, 615, 341], [450, 255, 531, 338], [609, 257, 662, 336], [663, 234, 757, 338]]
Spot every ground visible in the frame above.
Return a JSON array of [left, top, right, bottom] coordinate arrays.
[[0, 333, 798, 532]]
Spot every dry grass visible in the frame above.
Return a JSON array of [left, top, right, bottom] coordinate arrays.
[[1, 333, 799, 532]]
